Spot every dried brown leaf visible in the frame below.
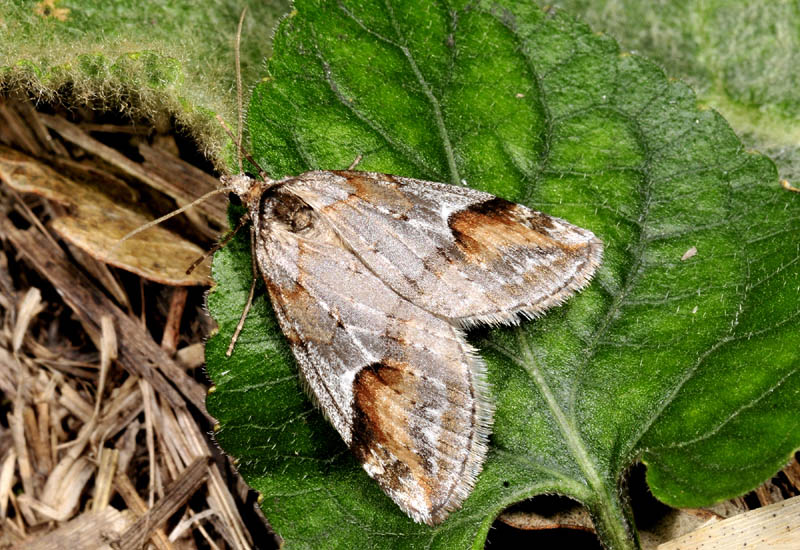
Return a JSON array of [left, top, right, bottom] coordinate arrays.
[[0, 146, 211, 285]]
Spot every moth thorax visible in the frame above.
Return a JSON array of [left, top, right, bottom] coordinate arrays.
[[266, 192, 314, 233]]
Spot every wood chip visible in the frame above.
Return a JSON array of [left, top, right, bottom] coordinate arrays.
[[19, 456, 94, 521], [34, 398, 53, 473], [17, 507, 132, 550], [175, 343, 206, 370], [0, 448, 17, 519], [92, 447, 118, 511], [13, 99, 69, 157], [78, 122, 152, 135], [117, 456, 210, 550], [0, 348, 16, 397], [59, 382, 94, 423], [0, 102, 42, 157], [114, 471, 173, 550], [9, 402, 36, 525], [61, 242, 132, 310], [12, 287, 43, 353], [94, 315, 117, 418], [161, 287, 189, 356], [2, 220, 208, 414], [782, 457, 800, 489]]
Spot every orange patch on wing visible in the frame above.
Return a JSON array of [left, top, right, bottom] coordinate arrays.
[[448, 197, 582, 260], [351, 362, 434, 501]]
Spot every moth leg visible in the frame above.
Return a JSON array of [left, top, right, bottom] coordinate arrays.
[[347, 153, 363, 170], [226, 226, 259, 357], [185, 212, 249, 275]]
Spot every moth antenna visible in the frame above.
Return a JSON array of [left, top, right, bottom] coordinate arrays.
[[347, 153, 363, 170], [226, 228, 260, 357], [235, 5, 247, 175], [112, 187, 233, 253], [185, 211, 250, 275], [215, 114, 271, 183], [221, 8, 269, 356]]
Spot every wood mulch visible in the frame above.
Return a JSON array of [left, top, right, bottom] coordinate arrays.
[[0, 92, 797, 550], [0, 93, 276, 550]]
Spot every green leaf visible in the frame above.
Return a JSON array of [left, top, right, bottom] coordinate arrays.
[[547, 1, 800, 186], [205, 1, 800, 549]]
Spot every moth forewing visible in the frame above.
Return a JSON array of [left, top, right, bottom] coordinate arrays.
[[287, 171, 604, 325], [229, 170, 602, 525]]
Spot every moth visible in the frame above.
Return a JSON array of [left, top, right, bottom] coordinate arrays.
[[221, 167, 603, 525]]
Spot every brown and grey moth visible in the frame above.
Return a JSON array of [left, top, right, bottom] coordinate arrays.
[[222, 169, 603, 525]]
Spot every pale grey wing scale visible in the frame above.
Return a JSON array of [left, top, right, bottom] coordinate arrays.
[[289, 171, 603, 327], [252, 191, 492, 525]]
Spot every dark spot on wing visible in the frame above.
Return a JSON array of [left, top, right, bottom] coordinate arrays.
[[261, 190, 314, 233], [460, 197, 516, 217], [351, 361, 415, 493], [447, 196, 571, 259], [451, 197, 555, 232]]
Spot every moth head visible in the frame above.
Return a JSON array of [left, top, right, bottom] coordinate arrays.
[[220, 174, 272, 208], [220, 173, 253, 196]]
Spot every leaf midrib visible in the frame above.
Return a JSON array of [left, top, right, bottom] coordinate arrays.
[[492, 330, 634, 546], [513, 331, 606, 491]]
